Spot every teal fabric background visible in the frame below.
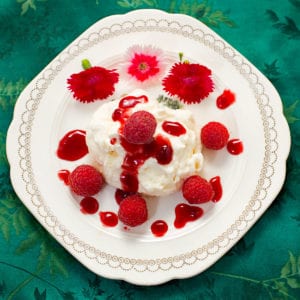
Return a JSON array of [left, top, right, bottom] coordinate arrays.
[[1, 0, 300, 299]]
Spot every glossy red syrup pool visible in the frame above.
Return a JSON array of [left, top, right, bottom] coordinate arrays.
[[227, 139, 244, 155], [209, 176, 222, 202], [57, 130, 88, 161], [174, 203, 204, 229], [112, 95, 174, 193], [162, 121, 186, 136], [216, 89, 235, 109], [100, 211, 118, 227], [114, 189, 136, 205], [80, 197, 99, 214], [58, 169, 70, 185], [151, 220, 168, 237]]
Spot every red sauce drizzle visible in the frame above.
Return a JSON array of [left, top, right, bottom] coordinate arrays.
[[162, 121, 186, 136], [151, 220, 168, 237], [110, 137, 117, 145], [112, 95, 173, 193], [58, 169, 70, 185], [114, 189, 136, 205], [209, 176, 222, 202], [119, 134, 173, 192], [100, 211, 118, 227], [57, 129, 88, 161], [174, 203, 204, 229], [80, 197, 99, 214], [227, 139, 244, 155], [216, 89, 236, 109]]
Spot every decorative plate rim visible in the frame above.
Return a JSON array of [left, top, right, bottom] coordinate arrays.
[[6, 9, 291, 285]]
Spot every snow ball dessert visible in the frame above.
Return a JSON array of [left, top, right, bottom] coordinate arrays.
[[86, 90, 203, 196]]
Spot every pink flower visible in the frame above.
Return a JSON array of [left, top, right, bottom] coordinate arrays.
[[121, 45, 166, 85]]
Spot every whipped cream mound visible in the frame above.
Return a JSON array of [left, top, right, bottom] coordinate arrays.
[[86, 90, 203, 196]]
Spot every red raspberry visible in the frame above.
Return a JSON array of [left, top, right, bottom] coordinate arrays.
[[123, 110, 157, 144], [182, 175, 214, 204], [201, 121, 229, 150], [118, 195, 148, 227], [69, 164, 104, 197]]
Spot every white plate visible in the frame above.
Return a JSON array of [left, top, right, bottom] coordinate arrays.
[[6, 9, 290, 285]]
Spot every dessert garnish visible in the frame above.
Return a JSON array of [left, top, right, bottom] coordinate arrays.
[[216, 89, 236, 109], [80, 196, 99, 214], [57, 129, 88, 161], [122, 45, 166, 85], [118, 195, 148, 227], [182, 175, 214, 204], [123, 110, 157, 144], [69, 164, 104, 197], [200, 121, 230, 150], [162, 53, 214, 104], [227, 139, 244, 155], [67, 59, 119, 103], [156, 94, 183, 109], [174, 203, 204, 229]]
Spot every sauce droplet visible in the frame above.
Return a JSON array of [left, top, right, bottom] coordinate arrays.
[[227, 139, 243, 155], [115, 189, 136, 205], [57, 130, 88, 161], [209, 176, 222, 202], [58, 169, 70, 185], [100, 211, 118, 227], [80, 197, 99, 214], [151, 220, 168, 237], [216, 89, 235, 109], [162, 121, 186, 136], [174, 203, 204, 229]]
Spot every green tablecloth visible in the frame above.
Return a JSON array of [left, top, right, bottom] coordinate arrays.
[[1, 0, 299, 299]]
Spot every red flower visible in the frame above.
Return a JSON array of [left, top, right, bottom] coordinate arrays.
[[67, 66, 119, 103], [162, 63, 214, 104]]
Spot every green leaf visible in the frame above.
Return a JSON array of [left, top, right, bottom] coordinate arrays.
[[34, 288, 47, 300], [49, 252, 68, 277], [281, 260, 291, 277], [37, 242, 49, 272], [117, 0, 131, 8], [287, 278, 300, 288], [289, 251, 297, 274], [15, 230, 40, 254], [284, 100, 300, 124]]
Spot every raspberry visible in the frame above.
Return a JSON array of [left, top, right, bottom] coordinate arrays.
[[69, 164, 104, 197], [118, 195, 148, 227], [123, 110, 157, 144], [182, 175, 214, 204], [201, 121, 229, 150]]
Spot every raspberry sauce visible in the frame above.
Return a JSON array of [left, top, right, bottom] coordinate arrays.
[[112, 94, 174, 192], [58, 169, 70, 185], [115, 189, 136, 205], [209, 176, 222, 202], [174, 203, 204, 229], [100, 211, 118, 227], [216, 89, 235, 109], [57, 130, 88, 161], [227, 139, 243, 155], [162, 121, 186, 136], [119, 134, 173, 192], [80, 197, 99, 214], [151, 220, 168, 237]]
